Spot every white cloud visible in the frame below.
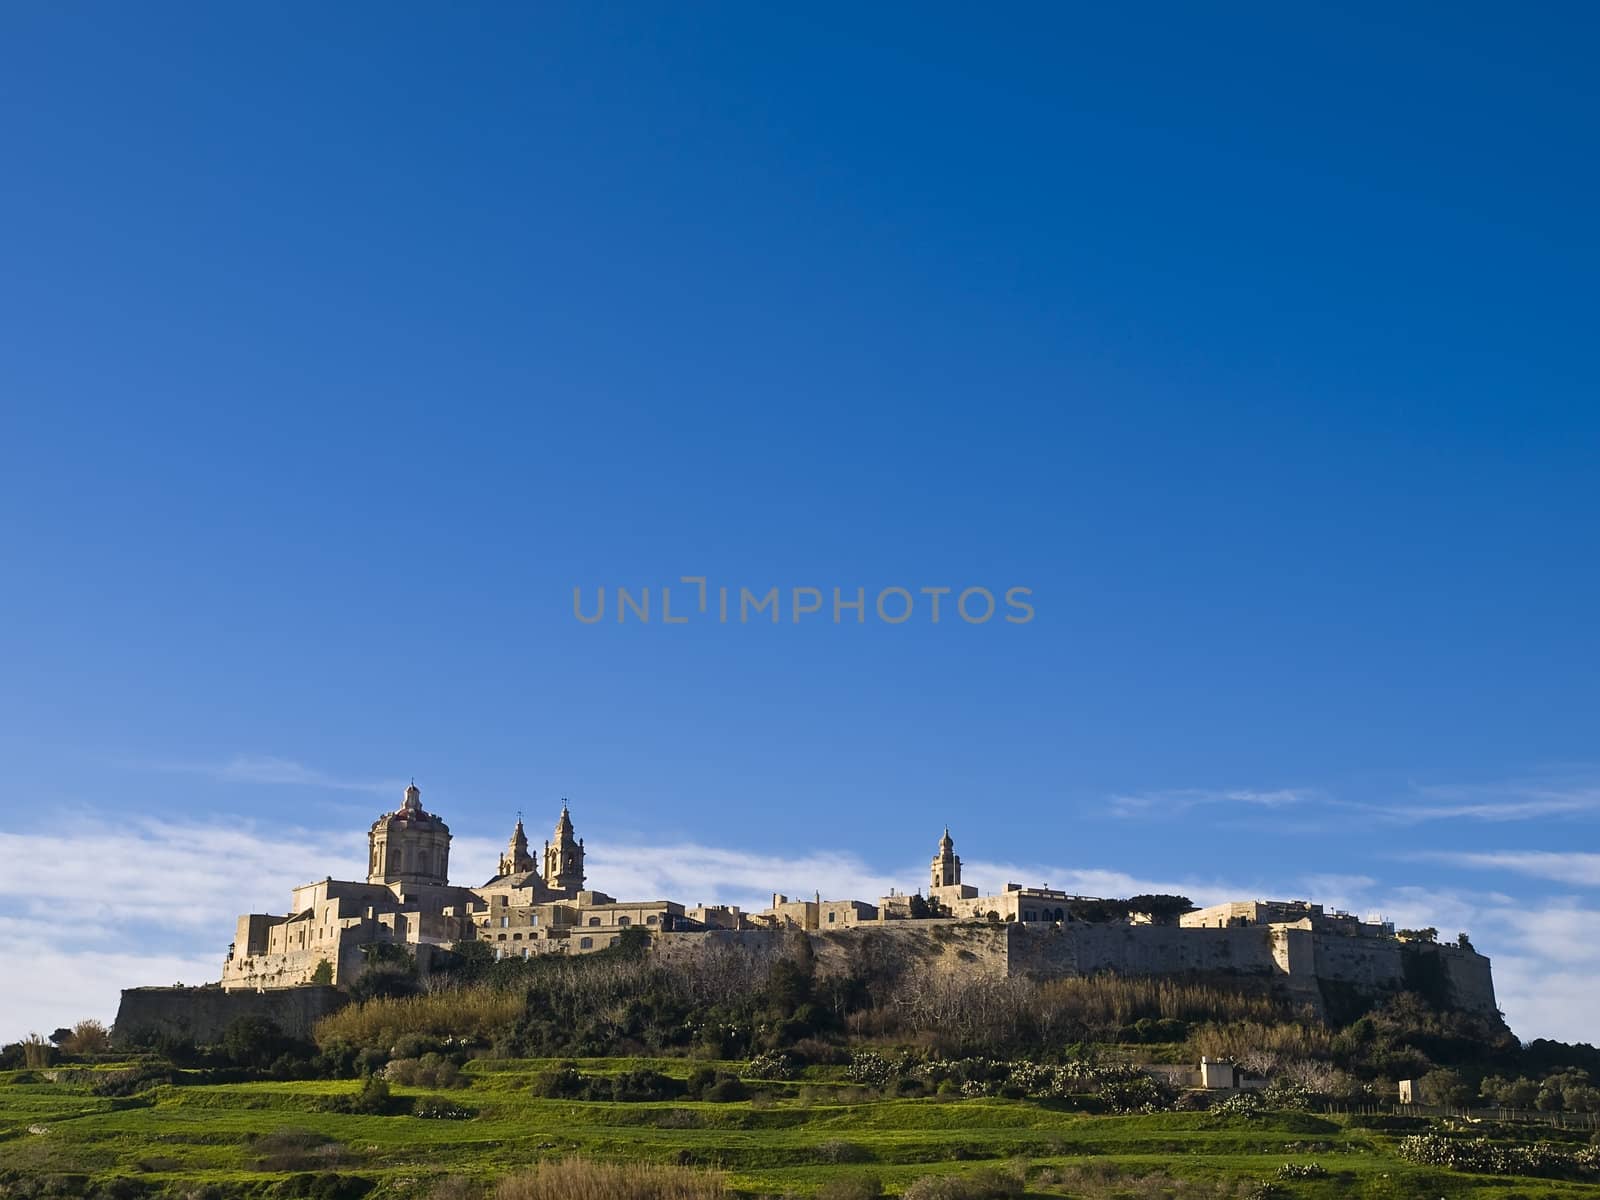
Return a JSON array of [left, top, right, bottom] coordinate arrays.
[[0, 917, 216, 1038], [587, 843, 901, 913], [1105, 774, 1600, 828], [1108, 788, 1311, 819], [1365, 779, 1600, 825], [136, 755, 404, 796], [1414, 851, 1600, 887]]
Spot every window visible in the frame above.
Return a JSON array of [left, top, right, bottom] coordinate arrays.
[[501, 916, 510, 928], [513, 932, 522, 940], [618, 916, 631, 927], [588, 917, 600, 926], [827, 912, 836, 924], [497, 933, 507, 941], [579, 937, 593, 949], [530, 914, 538, 926], [645, 915, 657, 926], [522, 948, 529, 959]]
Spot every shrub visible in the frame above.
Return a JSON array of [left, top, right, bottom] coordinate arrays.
[[314, 989, 522, 1052], [275, 1174, 374, 1200], [384, 1053, 464, 1089], [493, 1158, 728, 1200], [19, 1034, 56, 1069], [1398, 1133, 1600, 1180], [900, 1166, 1026, 1200], [701, 1076, 749, 1103], [813, 1140, 873, 1164], [1275, 1163, 1327, 1180], [414, 1098, 475, 1120], [250, 1129, 349, 1172], [530, 1063, 586, 1099], [60, 1020, 112, 1057], [222, 1016, 312, 1071], [745, 1051, 797, 1080], [322, 1076, 409, 1116], [1212, 1091, 1266, 1119], [815, 1179, 883, 1200]]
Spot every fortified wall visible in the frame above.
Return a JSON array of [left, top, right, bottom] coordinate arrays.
[[112, 985, 349, 1047], [650, 920, 1500, 1022]]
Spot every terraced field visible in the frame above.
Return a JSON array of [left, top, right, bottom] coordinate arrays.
[[3, 1060, 1599, 1198]]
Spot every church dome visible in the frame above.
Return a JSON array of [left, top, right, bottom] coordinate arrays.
[[368, 782, 452, 887]]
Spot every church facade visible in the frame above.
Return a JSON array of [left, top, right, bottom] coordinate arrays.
[[221, 784, 686, 990]]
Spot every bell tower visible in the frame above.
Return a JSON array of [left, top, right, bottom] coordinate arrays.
[[931, 827, 961, 890], [498, 814, 535, 877], [542, 802, 586, 894]]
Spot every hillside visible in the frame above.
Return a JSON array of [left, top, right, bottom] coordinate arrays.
[[6, 1055, 1600, 1200]]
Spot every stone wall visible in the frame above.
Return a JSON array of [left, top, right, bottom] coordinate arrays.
[[649, 920, 1501, 1022], [112, 985, 349, 1046]]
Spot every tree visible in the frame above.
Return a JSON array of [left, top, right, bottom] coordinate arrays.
[[1124, 895, 1197, 923], [907, 893, 933, 920], [1505, 1077, 1540, 1107], [309, 959, 334, 986], [60, 1020, 111, 1056], [1397, 927, 1438, 943], [1419, 1067, 1472, 1107], [222, 1016, 292, 1070]]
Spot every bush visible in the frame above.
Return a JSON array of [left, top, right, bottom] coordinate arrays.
[[701, 1076, 749, 1103], [222, 1016, 313, 1071], [322, 1076, 409, 1116], [275, 1174, 374, 1200], [1398, 1133, 1600, 1180], [900, 1167, 1026, 1200], [1275, 1163, 1327, 1180], [414, 1098, 475, 1120], [1212, 1092, 1267, 1119], [18, 1034, 56, 1069], [89, 1066, 177, 1097], [59, 1020, 112, 1057], [813, 1140, 873, 1164], [384, 1054, 465, 1089], [815, 1179, 883, 1200], [249, 1129, 349, 1172], [493, 1158, 727, 1200], [314, 989, 522, 1053], [745, 1051, 797, 1080], [530, 1063, 586, 1099]]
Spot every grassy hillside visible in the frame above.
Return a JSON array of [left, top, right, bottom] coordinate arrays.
[[5, 1058, 1600, 1199]]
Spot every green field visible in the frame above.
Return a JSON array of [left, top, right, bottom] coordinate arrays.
[[4, 1059, 1600, 1199]]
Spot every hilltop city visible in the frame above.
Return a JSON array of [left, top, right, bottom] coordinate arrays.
[[207, 785, 1499, 1026]]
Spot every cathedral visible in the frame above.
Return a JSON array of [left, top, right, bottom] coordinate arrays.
[[222, 784, 684, 990]]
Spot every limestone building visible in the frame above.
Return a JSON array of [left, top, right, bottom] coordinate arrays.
[[222, 786, 683, 990], [919, 829, 1094, 924]]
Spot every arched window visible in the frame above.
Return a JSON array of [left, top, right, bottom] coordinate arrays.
[[618, 916, 631, 927], [588, 917, 600, 927], [645, 915, 657, 926]]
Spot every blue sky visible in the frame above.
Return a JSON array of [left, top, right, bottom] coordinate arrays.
[[2, 5, 1598, 1042]]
